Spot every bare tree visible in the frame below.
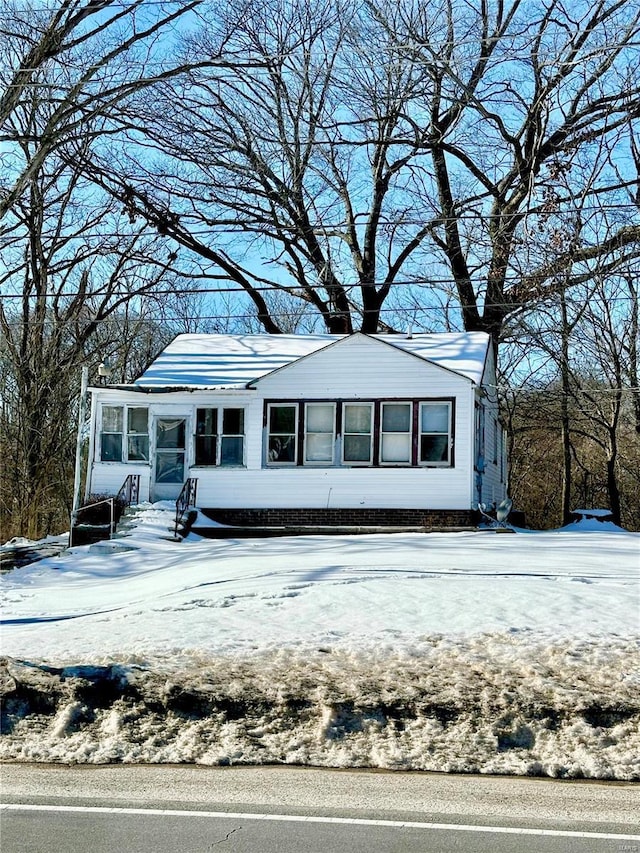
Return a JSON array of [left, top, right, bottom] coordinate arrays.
[[0, 0, 239, 538], [0, 0, 207, 224], [503, 263, 639, 528], [87, 0, 467, 333], [0, 157, 178, 538], [84, 0, 639, 344]]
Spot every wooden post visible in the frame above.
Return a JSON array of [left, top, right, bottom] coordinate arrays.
[[70, 366, 89, 543]]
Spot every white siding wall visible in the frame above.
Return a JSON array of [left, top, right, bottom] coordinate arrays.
[[193, 467, 471, 510], [255, 334, 467, 399], [88, 464, 152, 502], [88, 336, 479, 509]]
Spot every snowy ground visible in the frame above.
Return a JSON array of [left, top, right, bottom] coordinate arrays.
[[1, 504, 638, 778]]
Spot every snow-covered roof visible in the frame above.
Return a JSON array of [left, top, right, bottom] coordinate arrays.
[[133, 331, 490, 389]]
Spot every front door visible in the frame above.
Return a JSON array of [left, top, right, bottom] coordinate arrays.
[[152, 417, 187, 501]]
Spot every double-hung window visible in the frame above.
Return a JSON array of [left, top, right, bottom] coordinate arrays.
[[419, 402, 451, 465], [380, 402, 412, 464], [304, 403, 335, 464], [265, 398, 454, 468], [127, 408, 149, 461], [100, 405, 149, 462], [342, 403, 373, 464], [101, 406, 123, 461], [267, 404, 297, 464], [195, 407, 245, 466]]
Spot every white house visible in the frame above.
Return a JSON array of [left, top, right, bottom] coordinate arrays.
[[84, 331, 507, 528]]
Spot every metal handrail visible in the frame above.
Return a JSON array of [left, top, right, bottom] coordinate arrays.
[[116, 473, 140, 506], [70, 497, 116, 545], [70, 474, 141, 546], [175, 478, 198, 538]]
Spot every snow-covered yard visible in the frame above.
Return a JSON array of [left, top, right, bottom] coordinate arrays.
[[1, 505, 638, 779]]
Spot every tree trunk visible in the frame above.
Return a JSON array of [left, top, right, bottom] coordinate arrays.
[[560, 292, 572, 526]]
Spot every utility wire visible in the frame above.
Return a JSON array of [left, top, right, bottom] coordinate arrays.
[[1, 283, 637, 302]]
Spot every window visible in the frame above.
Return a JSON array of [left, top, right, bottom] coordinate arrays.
[[221, 408, 245, 465], [380, 403, 411, 463], [265, 398, 454, 468], [419, 402, 451, 465], [101, 406, 123, 461], [195, 407, 245, 466], [342, 404, 373, 464], [304, 403, 335, 464], [267, 404, 297, 463], [127, 408, 149, 461], [195, 408, 217, 465], [100, 405, 149, 463]]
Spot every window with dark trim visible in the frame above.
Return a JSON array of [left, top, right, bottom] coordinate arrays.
[[419, 402, 451, 465], [195, 407, 245, 466], [267, 403, 297, 464], [342, 403, 373, 464], [304, 403, 335, 464], [380, 402, 412, 464], [265, 399, 454, 468]]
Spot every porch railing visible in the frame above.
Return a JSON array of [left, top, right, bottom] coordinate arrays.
[[70, 473, 141, 546], [70, 496, 117, 546], [175, 477, 198, 538], [116, 473, 140, 507]]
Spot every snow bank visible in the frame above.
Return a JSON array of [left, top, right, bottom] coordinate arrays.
[[2, 637, 638, 779]]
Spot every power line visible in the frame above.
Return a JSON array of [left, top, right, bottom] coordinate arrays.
[[1, 295, 638, 330], [1, 280, 637, 302]]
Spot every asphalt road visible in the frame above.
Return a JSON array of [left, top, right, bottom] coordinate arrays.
[[2, 764, 638, 853]]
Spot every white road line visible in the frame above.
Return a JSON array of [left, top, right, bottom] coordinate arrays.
[[2, 803, 639, 841]]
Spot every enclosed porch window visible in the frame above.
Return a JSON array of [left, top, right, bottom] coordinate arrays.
[[100, 405, 148, 462], [304, 403, 336, 464], [380, 403, 412, 464], [267, 404, 297, 464], [419, 402, 452, 465], [342, 403, 373, 464], [264, 398, 454, 468], [195, 407, 245, 466]]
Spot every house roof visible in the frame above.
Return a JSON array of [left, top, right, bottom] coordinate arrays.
[[133, 331, 491, 389]]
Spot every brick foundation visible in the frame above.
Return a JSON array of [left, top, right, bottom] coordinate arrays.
[[200, 508, 480, 528]]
